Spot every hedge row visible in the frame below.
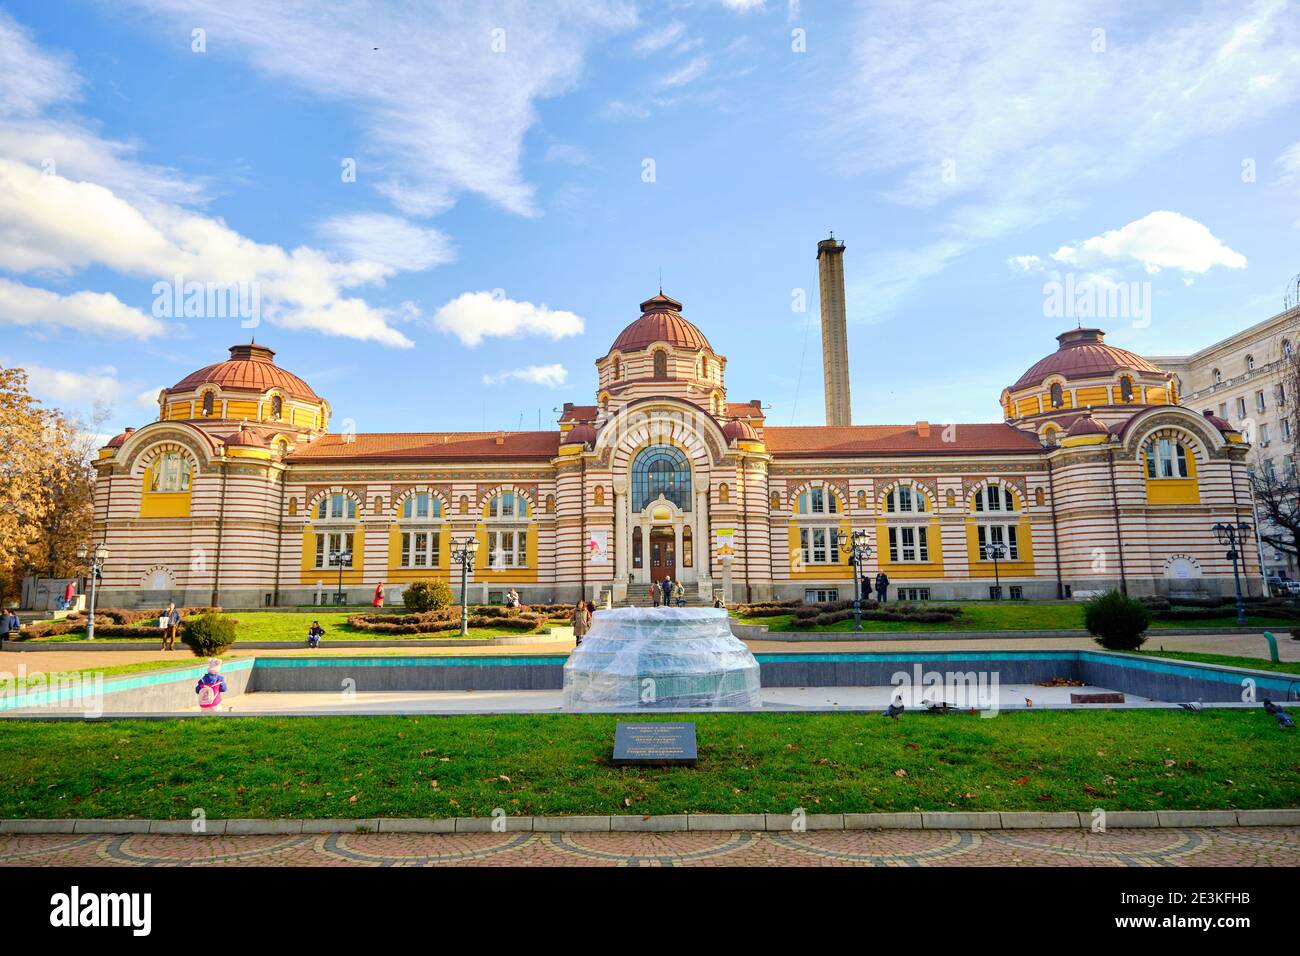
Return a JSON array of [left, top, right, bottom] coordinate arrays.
[[347, 607, 548, 635]]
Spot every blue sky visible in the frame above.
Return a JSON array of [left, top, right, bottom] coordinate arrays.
[[2, 0, 1299, 437]]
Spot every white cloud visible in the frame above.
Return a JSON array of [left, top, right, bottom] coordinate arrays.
[[118, 0, 637, 218], [834, 0, 1300, 314], [0, 12, 79, 118], [317, 213, 455, 272], [657, 56, 709, 88], [1051, 211, 1247, 274], [543, 143, 592, 166], [0, 277, 164, 338], [1276, 141, 1300, 184], [715, 0, 766, 11], [136, 386, 164, 410], [1008, 254, 1044, 272], [634, 21, 687, 56], [11, 361, 125, 405], [481, 364, 569, 388], [433, 291, 584, 347]]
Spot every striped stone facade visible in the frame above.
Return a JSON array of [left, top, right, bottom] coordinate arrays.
[[92, 302, 1262, 607]]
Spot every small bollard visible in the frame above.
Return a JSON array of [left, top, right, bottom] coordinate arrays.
[[1263, 630, 1280, 663]]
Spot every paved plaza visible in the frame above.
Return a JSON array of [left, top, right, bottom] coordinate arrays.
[[3, 827, 1297, 867]]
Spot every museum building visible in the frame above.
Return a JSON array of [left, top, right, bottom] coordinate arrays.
[[92, 293, 1261, 608]]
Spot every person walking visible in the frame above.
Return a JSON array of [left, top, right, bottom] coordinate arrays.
[[161, 602, 181, 651], [661, 574, 673, 608], [571, 600, 591, 646], [61, 580, 76, 611], [373, 582, 385, 608], [875, 572, 889, 605]]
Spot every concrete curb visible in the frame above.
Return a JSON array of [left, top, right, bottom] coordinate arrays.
[[5, 808, 1298, 834], [2, 633, 570, 652], [737, 626, 1290, 642]]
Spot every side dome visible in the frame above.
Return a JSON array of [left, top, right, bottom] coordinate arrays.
[[1066, 413, 1111, 438], [1011, 328, 1164, 391], [609, 293, 712, 354], [104, 426, 136, 449], [563, 423, 597, 447], [228, 426, 267, 447], [722, 419, 759, 443], [166, 344, 321, 402]]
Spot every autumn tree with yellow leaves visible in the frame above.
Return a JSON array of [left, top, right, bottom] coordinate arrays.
[[0, 367, 101, 602]]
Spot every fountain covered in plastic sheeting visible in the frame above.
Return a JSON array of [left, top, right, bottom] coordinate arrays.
[[563, 606, 762, 710]]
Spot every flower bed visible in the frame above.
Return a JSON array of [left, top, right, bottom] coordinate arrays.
[[348, 606, 548, 635]]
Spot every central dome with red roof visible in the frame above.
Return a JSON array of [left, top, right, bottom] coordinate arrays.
[[609, 293, 712, 354], [1011, 328, 1163, 391], [166, 343, 321, 402]]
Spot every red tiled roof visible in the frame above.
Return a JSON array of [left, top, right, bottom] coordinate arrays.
[[1011, 329, 1165, 391], [286, 431, 561, 462], [560, 405, 597, 423], [167, 344, 322, 402], [104, 427, 136, 448], [562, 424, 597, 446], [764, 424, 1043, 457], [726, 402, 764, 419], [609, 293, 712, 354]]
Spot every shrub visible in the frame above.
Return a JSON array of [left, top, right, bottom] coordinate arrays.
[[1084, 590, 1150, 650], [402, 579, 454, 613], [181, 615, 239, 656]]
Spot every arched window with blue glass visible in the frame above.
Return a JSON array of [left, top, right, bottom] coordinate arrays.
[[631, 444, 692, 512]]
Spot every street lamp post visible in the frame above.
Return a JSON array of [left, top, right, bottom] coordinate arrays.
[[75, 543, 109, 641], [986, 541, 1008, 601], [1213, 521, 1253, 626], [328, 549, 353, 606], [452, 536, 481, 637], [837, 529, 874, 632]]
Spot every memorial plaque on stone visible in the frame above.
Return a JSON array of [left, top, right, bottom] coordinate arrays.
[[612, 721, 697, 766]]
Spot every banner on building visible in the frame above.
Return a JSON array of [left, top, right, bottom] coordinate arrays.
[[715, 527, 735, 560], [587, 529, 609, 564]]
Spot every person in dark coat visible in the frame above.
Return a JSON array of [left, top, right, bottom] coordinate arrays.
[[661, 575, 673, 607], [875, 572, 889, 604]]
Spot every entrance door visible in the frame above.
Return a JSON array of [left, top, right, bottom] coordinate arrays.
[[649, 527, 676, 582]]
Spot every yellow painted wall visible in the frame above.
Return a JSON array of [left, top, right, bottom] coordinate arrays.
[[964, 517, 1035, 577], [385, 523, 451, 581], [166, 402, 191, 421], [474, 522, 538, 583], [1075, 386, 1108, 406], [786, 519, 853, 579], [1143, 446, 1201, 505], [298, 523, 366, 584], [138, 463, 191, 517], [874, 519, 946, 578], [226, 400, 258, 420]]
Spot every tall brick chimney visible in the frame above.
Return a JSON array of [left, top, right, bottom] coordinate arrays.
[[817, 234, 852, 426]]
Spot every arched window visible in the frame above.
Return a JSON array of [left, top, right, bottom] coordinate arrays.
[[1042, 425, 1060, 447], [973, 483, 1016, 512], [945, 489, 956, 508], [487, 490, 528, 518], [612, 356, 621, 380], [770, 491, 781, 510], [797, 485, 838, 514], [718, 483, 730, 504], [1049, 383, 1064, 408], [1145, 437, 1190, 479], [631, 445, 692, 511], [202, 392, 215, 416], [682, 526, 693, 567], [270, 395, 283, 420], [275, 438, 289, 457], [400, 492, 442, 519], [632, 526, 643, 568], [458, 495, 469, 515], [1212, 368, 1222, 384], [653, 350, 668, 378], [594, 485, 605, 507], [148, 451, 192, 493], [1246, 354, 1255, 372], [287, 498, 298, 516], [1284, 339, 1294, 359], [316, 492, 357, 520], [1119, 376, 1134, 402], [884, 484, 926, 513], [1035, 487, 1046, 507], [857, 490, 867, 511], [545, 494, 555, 513]]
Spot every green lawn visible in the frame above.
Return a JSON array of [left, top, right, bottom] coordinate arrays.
[[0, 710, 1295, 819], [21, 611, 564, 644], [737, 603, 1300, 633]]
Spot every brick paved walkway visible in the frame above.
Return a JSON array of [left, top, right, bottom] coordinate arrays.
[[3, 827, 1297, 866]]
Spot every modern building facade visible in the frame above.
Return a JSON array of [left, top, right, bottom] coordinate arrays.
[[1147, 304, 1300, 579], [92, 296, 1262, 608]]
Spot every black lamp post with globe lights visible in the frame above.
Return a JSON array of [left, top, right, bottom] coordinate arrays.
[[837, 529, 873, 631], [1212, 521, 1252, 626], [75, 543, 109, 641], [452, 536, 481, 637], [985, 540, 1008, 601]]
